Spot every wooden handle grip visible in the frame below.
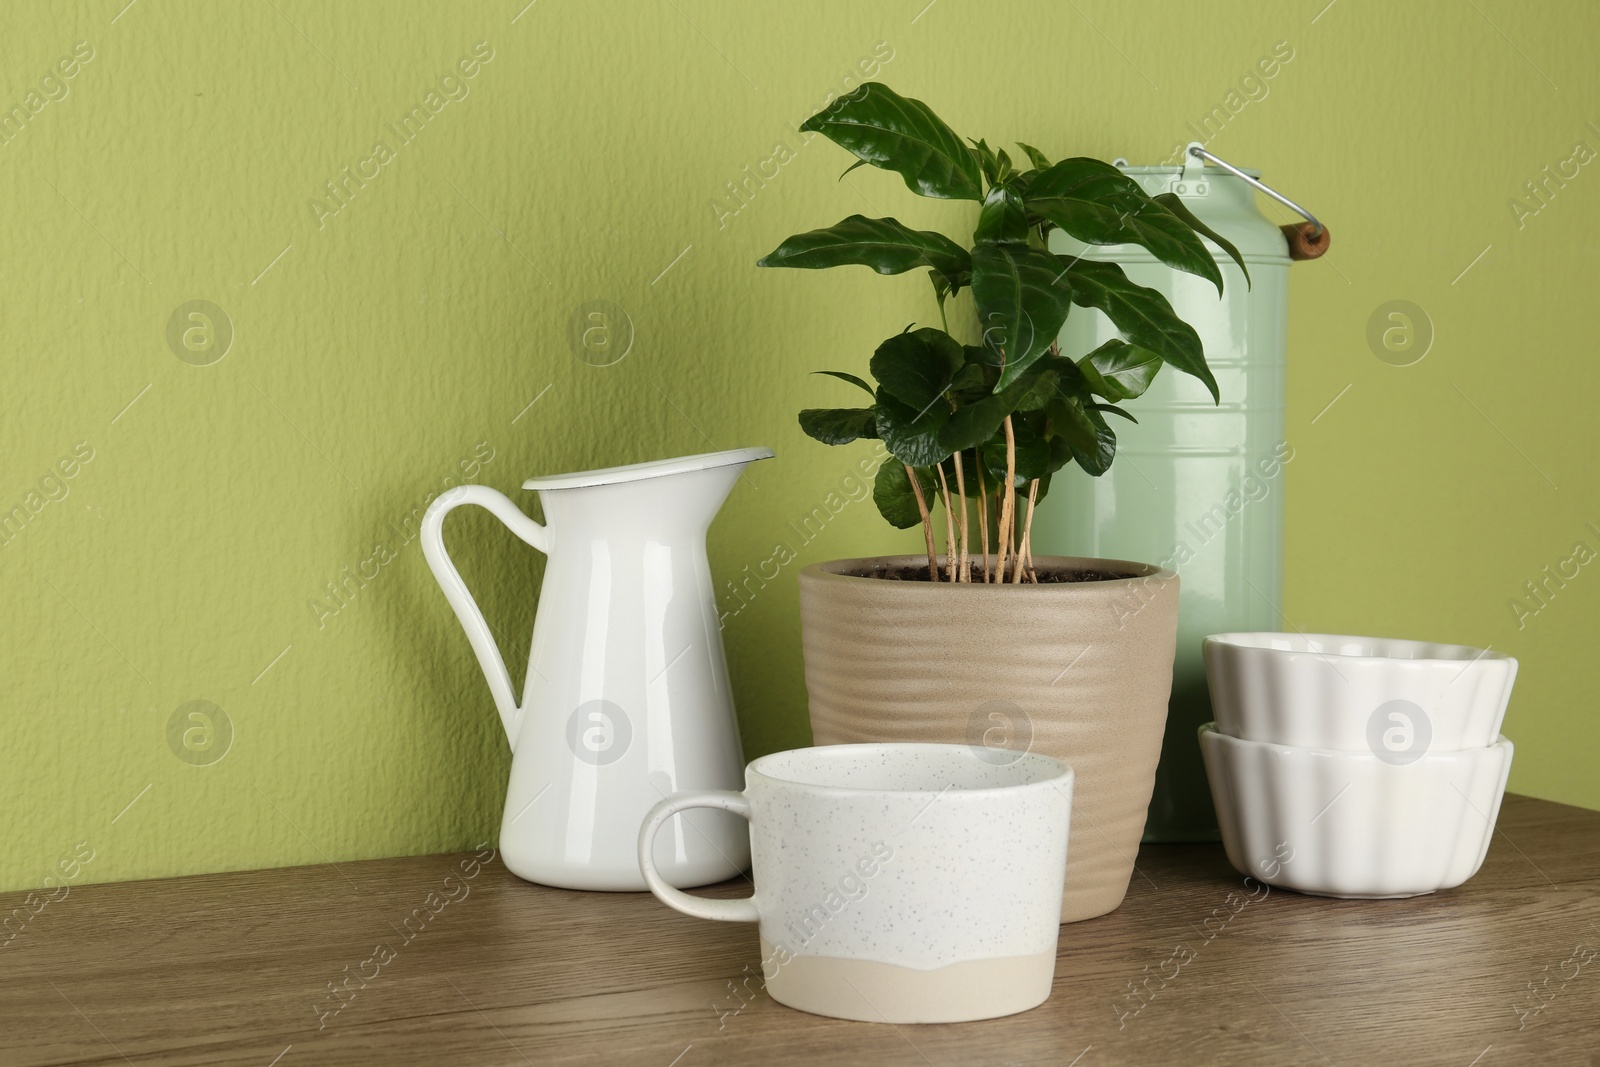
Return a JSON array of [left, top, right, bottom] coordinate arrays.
[[1282, 222, 1330, 260]]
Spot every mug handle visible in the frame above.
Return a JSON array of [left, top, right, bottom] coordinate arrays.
[[638, 790, 758, 923]]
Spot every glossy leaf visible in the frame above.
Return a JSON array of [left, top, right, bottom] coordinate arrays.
[[875, 388, 951, 467], [1007, 168, 1040, 201], [872, 459, 935, 529], [813, 370, 876, 397], [1152, 192, 1250, 285], [1016, 142, 1052, 171], [974, 184, 1028, 245], [976, 433, 1070, 494], [1044, 436, 1073, 478], [1043, 349, 1093, 397], [1026, 158, 1224, 295], [1048, 394, 1117, 476], [758, 214, 970, 282], [977, 421, 1050, 487], [870, 328, 963, 410], [930, 268, 971, 304], [970, 242, 1074, 390], [800, 83, 982, 201], [1061, 259, 1217, 402], [1077, 339, 1162, 401], [799, 407, 878, 445], [1032, 467, 1060, 505], [1092, 402, 1138, 423], [949, 350, 994, 396], [1014, 369, 1060, 412], [969, 138, 1015, 187], [939, 365, 1046, 452]]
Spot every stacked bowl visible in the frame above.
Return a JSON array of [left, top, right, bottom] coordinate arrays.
[[1199, 632, 1518, 898]]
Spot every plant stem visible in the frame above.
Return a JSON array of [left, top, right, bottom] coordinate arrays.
[[1009, 496, 1019, 576], [905, 464, 939, 582], [952, 451, 970, 583], [975, 461, 991, 583], [935, 461, 957, 582], [997, 416, 1017, 584], [1013, 478, 1039, 583]]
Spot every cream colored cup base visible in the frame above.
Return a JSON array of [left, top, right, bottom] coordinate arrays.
[[759, 938, 1056, 1023]]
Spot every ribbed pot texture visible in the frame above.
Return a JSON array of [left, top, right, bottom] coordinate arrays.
[[798, 554, 1179, 923]]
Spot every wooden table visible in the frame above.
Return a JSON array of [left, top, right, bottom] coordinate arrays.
[[3, 794, 1597, 1066]]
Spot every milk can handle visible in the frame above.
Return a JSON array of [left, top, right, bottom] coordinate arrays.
[[420, 484, 550, 750], [1186, 143, 1331, 260]]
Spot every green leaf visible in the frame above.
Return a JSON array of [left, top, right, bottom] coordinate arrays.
[[1077, 339, 1162, 401], [1021, 450, 1055, 484], [1007, 169, 1040, 201], [872, 460, 934, 529], [875, 388, 951, 467], [869, 328, 963, 410], [758, 215, 970, 282], [1016, 142, 1052, 171], [974, 184, 1028, 245], [930, 268, 971, 304], [1014, 369, 1060, 412], [1092, 402, 1138, 423], [968, 138, 1015, 187], [994, 438, 1050, 484], [812, 370, 876, 397], [1010, 421, 1052, 481], [1026, 158, 1224, 295], [1061, 259, 1218, 402], [970, 138, 998, 184], [799, 407, 878, 445], [1044, 348, 1093, 397], [970, 243, 1075, 390], [800, 83, 982, 201], [1048, 394, 1117, 476], [1044, 437, 1073, 479], [1152, 192, 1250, 285], [940, 450, 982, 499], [1032, 468, 1060, 505], [948, 350, 993, 399], [938, 364, 1046, 452], [976, 427, 1049, 487]]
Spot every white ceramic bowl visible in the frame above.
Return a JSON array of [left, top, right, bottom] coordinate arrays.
[[1199, 723, 1513, 898], [1204, 632, 1516, 753]]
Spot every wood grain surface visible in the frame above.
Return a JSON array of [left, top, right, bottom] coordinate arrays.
[[2, 794, 1596, 1066]]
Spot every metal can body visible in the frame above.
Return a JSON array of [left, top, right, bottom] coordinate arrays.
[[1035, 162, 1291, 841]]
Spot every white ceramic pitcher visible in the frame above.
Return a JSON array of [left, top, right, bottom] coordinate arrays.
[[420, 447, 772, 891]]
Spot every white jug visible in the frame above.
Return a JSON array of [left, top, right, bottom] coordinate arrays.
[[420, 447, 772, 890]]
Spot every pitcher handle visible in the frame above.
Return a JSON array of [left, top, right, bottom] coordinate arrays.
[[420, 484, 549, 749]]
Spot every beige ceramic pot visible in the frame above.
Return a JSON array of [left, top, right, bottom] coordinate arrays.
[[798, 554, 1179, 923]]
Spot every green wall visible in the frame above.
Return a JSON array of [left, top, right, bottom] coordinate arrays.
[[3, 0, 1596, 892]]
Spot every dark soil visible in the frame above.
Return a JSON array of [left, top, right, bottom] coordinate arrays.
[[842, 561, 1139, 583]]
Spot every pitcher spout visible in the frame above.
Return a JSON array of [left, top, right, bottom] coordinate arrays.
[[520, 447, 773, 496], [525, 447, 774, 538]]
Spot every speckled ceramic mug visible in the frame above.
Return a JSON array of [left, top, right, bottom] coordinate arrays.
[[638, 742, 1074, 1023]]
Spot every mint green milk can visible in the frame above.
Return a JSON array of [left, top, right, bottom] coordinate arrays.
[[1036, 147, 1321, 841]]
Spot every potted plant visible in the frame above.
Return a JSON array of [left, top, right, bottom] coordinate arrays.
[[759, 83, 1247, 922]]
